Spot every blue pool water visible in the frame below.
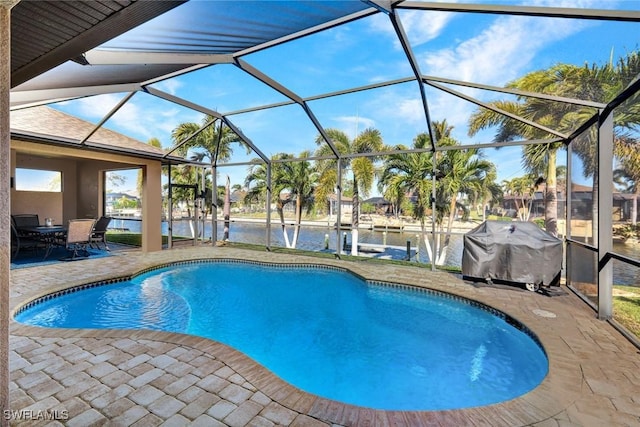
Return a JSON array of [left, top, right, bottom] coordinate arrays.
[[15, 261, 548, 410]]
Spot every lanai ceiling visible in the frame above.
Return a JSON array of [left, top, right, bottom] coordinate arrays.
[[9, 1, 640, 166]]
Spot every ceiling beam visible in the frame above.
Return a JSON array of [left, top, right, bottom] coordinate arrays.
[[85, 50, 234, 66], [10, 83, 141, 108], [11, 1, 187, 87], [426, 80, 569, 139], [388, 7, 437, 151], [423, 75, 607, 109], [234, 58, 341, 158]]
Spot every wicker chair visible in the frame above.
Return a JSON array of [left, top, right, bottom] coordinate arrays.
[[63, 219, 96, 260]]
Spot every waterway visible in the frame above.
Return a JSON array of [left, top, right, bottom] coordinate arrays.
[[110, 218, 640, 286]]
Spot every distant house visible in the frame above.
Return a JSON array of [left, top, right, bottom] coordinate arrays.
[[363, 197, 393, 215], [327, 194, 355, 216], [501, 183, 639, 223], [106, 192, 141, 212]]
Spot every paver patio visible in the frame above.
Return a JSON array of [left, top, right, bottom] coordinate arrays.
[[8, 245, 640, 426]]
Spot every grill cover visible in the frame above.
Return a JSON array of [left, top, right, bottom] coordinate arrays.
[[462, 220, 562, 286]]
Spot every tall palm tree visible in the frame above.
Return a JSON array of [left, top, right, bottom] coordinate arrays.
[[314, 128, 384, 255], [379, 133, 434, 259], [275, 152, 318, 248], [171, 115, 246, 241], [435, 141, 495, 263], [560, 53, 640, 243], [502, 175, 538, 221], [245, 152, 317, 248], [379, 126, 494, 265], [468, 68, 569, 236], [469, 52, 640, 239]]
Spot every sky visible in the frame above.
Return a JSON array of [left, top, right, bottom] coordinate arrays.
[[48, 0, 640, 196]]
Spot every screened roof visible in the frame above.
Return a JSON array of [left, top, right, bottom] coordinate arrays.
[[9, 1, 640, 171]]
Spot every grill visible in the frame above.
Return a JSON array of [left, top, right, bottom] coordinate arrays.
[[462, 220, 562, 291]]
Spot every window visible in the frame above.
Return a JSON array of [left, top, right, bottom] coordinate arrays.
[[15, 168, 62, 192]]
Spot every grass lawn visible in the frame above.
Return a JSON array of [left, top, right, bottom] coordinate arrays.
[[105, 231, 191, 247], [613, 285, 640, 338]]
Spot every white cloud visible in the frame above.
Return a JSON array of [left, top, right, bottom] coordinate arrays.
[[417, 11, 598, 144], [333, 115, 376, 139], [369, 9, 453, 49], [154, 79, 184, 95], [70, 94, 194, 147], [398, 10, 453, 47]]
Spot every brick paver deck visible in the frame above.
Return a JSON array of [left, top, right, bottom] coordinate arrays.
[[8, 245, 640, 426]]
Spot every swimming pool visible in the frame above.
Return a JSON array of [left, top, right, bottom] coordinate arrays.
[[15, 260, 548, 411]]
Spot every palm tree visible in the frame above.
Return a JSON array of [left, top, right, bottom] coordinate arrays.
[[469, 52, 640, 239], [468, 68, 568, 236], [469, 166, 502, 221], [275, 152, 317, 248], [502, 175, 538, 221], [379, 125, 494, 265], [379, 133, 433, 260], [171, 115, 246, 242], [614, 141, 640, 225], [314, 128, 384, 255], [561, 53, 640, 243], [245, 152, 317, 248], [435, 141, 495, 263]]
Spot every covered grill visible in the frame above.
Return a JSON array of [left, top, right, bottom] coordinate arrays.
[[462, 220, 562, 291]]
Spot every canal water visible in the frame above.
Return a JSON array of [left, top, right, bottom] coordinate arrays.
[[111, 218, 639, 286]]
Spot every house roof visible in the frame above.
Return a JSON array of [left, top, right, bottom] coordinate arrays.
[[10, 105, 183, 162], [364, 197, 391, 205]]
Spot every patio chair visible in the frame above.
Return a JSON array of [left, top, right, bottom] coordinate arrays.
[[62, 219, 96, 260], [11, 214, 40, 233], [10, 222, 42, 260], [90, 216, 112, 251]]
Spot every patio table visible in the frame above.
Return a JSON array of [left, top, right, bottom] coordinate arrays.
[[18, 226, 67, 260]]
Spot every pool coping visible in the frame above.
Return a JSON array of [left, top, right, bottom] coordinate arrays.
[[9, 246, 637, 425]]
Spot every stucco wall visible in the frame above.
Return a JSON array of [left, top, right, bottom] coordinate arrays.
[[11, 140, 164, 252], [12, 152, 76, 225]]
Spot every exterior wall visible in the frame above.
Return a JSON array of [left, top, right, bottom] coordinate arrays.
[[10, 139, 164, 252], [12, 151, 76, 224]]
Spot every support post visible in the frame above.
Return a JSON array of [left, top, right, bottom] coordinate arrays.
[[266, 162, 272, 249], [141, 162, 163, 252], [335, 158, 342, 256], [211, 166, 217, 243], [168, 164, 173, 248], [597, 109, 614, 319], [431, 152, 437, 271], [1, 2, 20, 422]]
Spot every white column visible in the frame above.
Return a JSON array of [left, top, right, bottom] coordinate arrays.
[[597, 110, 614, 319], [1, 1, 19, 421]]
